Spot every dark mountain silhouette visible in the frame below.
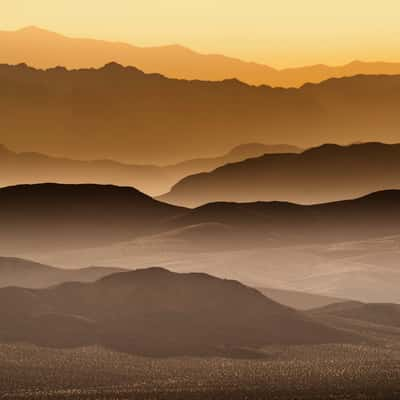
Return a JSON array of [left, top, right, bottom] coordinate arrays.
[[3, 26, 400, 87], [2, 63, 400, 164], [0, 268, 355, 356], [160, 143, 400, 206], [0, 143, 301, 196], [0, 257, 126, 289], [5, 184, 400, 304], [165, 190, 400, 246], [310, 301, 400, 328], [0, 183, 185, 254], [4, 183, 400, 256], [161, 143, 302, 193]]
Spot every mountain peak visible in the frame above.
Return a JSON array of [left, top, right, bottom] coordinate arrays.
[[304, 142, 398, 157], [100, 267, 173, 284], [227, 143, 269, 156], [101, 61, 126, 70], [15, 26, 60, 37], [100, 62, 144, 75]]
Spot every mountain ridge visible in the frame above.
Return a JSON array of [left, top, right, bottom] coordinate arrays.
[[0, 142, 301, 195], [2, 63, 400, 163], [3, 26, 400, 87], [0, 256, 126, 289], [160, 142, 400, 206], [310, 301, 400, 328], [4, 182, 400, 256], [0, 183, 186, 254]]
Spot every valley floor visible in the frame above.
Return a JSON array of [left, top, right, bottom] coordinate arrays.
[[1, 342, 399, 400]]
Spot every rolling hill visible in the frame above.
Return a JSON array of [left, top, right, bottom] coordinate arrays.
[[4, 183, 400, 259], [310, 301, 400, 328], [0, 267, 355, 356], [7, 184, 398, 304], [2, 63, 400, 164], [0, 183, 185, 254], [160, 142, 400, 206], [0, 256, 345, 310], [0, 257, 126, 289], [3, 26, 400, 87], [164, 190, 400, 245], [0, 142, 301, 196]]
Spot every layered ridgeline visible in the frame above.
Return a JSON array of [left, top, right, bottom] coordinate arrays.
[[0, 257, 126, 289], [3, 26, 400, 87], [0, 256, 345, 310], [310, 301, 400, 329], [1, 63, 400, 164], [0, 267, 355, 356], [2, 184, 400, 303], [0, 183, 186, 254], [0, 143, 301, 196], [161, 143, 400, 206], [3, 184, 400, 254]]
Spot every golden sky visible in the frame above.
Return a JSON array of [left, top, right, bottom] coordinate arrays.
[[3, 0, 400, 68]]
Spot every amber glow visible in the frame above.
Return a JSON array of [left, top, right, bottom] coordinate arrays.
[[2, 0, 400, 68]]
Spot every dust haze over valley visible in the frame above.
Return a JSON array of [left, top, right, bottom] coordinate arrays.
[[1, 12, 400, 400]]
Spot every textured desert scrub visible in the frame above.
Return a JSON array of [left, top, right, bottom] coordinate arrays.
[[0, 343, 399, 399]]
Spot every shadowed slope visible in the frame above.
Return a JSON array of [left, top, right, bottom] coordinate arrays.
[[0, 183, 186, 254], [4, 184, 400, 256], [157, 190, 400, 251]]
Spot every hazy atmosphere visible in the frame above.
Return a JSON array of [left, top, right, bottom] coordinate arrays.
[[3, 0, 400, 67], [1, 1, 400, 399]]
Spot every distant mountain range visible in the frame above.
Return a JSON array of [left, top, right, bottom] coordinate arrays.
[[259, 288, 344, 311], [160, 143, 400, 206], [0, 267, 354, 355], [0, 143, 301, 196], [2, 64, 400, 163], [3, 26, 400, 87]]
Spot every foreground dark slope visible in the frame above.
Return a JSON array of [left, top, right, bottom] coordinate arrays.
[[161, 142, 400, 206], [0, 143, 300, 196], [1, 63, 400, 163], [0, 183, 185, 254], [0, 268, 355, 356], [0, 257, 126, 288]]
